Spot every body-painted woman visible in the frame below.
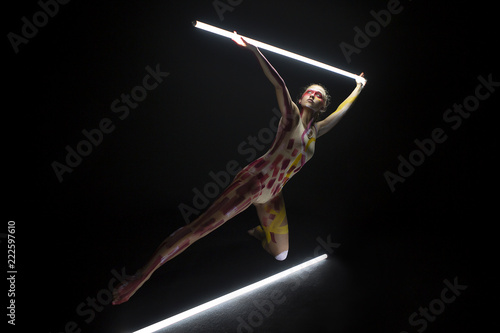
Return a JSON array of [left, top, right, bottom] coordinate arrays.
[[113, 36, 366, 305]]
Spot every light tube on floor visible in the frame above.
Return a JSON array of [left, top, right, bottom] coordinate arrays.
[[133, 254, 328, 333], [193, 21, 366, 85]]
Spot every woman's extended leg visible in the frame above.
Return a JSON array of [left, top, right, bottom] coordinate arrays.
[[249, 192, 289, 261], [112, 172, 261, 305]]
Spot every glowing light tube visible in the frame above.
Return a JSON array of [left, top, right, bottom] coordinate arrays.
[[132, 254, 328, 333], [193, 21, 366, 84]]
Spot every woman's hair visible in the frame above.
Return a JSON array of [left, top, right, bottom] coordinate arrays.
[[296, 83, 331, 112]]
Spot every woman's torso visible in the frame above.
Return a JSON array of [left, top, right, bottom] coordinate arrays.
[[242, 116, 317, 204]]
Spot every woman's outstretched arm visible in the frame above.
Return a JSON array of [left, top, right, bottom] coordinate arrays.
[[316, 73, 366, 138], [232, 34, 299, 124]]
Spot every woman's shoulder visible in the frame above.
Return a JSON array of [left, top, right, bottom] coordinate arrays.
[[279, 103, 301, 130]]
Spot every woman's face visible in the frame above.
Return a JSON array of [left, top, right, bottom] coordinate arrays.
[[299, 85, 326, 112]]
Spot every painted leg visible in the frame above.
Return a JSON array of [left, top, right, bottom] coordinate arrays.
[[252, 192, 289, 260], [112, 173, 260, 305], [112, 226, 193, 305]]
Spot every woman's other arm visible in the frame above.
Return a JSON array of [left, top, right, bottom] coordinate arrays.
[[316, 73, 366, 138]]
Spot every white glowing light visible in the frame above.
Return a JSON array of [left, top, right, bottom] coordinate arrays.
[[132, 254, 328, 333], [193, 21, 366, 85]]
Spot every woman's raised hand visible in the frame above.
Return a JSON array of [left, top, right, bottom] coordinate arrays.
[[231, 32, 258, 52], [355, 72, 367, 87]]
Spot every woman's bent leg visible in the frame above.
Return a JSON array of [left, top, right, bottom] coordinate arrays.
[[251, 192, 289, 261], [112, 173, 261, 305]]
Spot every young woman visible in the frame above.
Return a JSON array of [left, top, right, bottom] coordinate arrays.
[[113, 36, 365, 305]]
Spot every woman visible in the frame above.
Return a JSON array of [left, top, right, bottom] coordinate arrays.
[[113, 36, 365, 305]]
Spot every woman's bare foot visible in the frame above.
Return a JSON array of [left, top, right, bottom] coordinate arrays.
[[247, 225, 265, 241], [112, 271, 148, 305]]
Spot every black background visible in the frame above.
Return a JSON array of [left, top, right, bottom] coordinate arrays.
[[5, 0, 497, 332]]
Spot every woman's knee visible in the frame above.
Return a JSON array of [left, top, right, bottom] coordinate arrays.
[[267, 241, 289, 261], [274, 249, 289, 261]]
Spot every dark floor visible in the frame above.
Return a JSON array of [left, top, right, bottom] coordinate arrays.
[[33, 204, 493, 333]]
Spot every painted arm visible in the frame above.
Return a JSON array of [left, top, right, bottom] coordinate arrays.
[[316, 73, 366, 138], [232, 34, 299, 124]]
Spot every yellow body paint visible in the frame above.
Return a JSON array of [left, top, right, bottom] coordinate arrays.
[[262, 206, 288, 244], [282, 137, 316, 186], [335, 95, 357, 111]]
